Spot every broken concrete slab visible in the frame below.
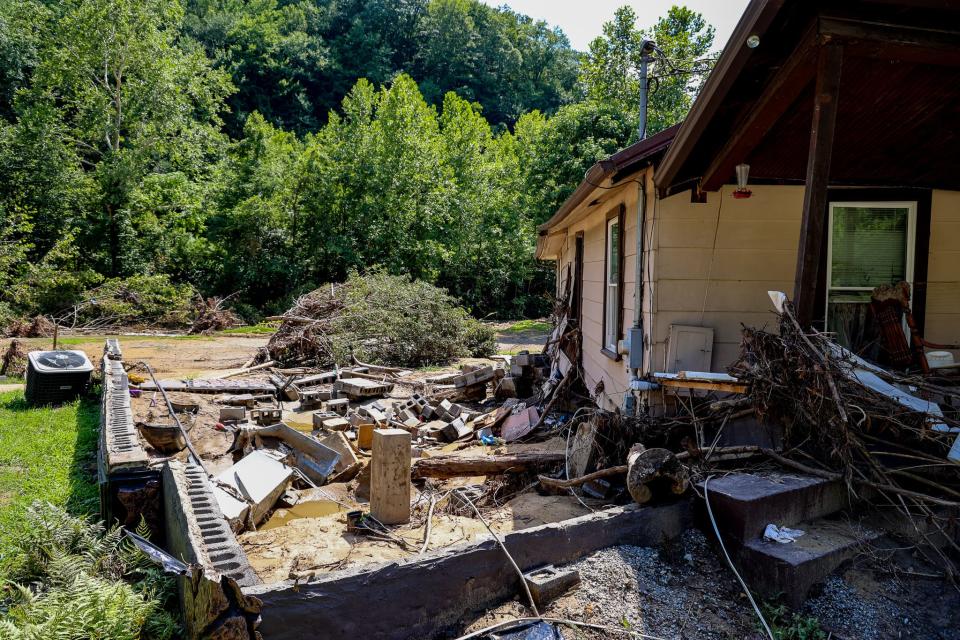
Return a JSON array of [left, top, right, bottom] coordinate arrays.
[[213, 450, 294, 528]]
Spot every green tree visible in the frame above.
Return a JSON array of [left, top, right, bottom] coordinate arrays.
[[580, 4, 715, 135], [20, 0, 233, 277]]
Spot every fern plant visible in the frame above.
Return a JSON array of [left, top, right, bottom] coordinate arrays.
[[0, 502, 181, 640]]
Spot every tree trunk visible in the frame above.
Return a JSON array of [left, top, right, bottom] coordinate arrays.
[[411, 451, 565, 479]]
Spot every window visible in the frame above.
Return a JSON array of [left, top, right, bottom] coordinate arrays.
[[604, 213, 622, 355], [826, 201, 916, 347]]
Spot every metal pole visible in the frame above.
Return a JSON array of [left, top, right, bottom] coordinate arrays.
[[638, 54, 649, 141]]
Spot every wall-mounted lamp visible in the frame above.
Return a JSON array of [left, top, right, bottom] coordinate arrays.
[[746, 34, 760, 49], [733, 163, 752, 199]]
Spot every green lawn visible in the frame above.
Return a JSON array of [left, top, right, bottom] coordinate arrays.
[[502, 319, 552, 333], [0, 390, 100, 570]]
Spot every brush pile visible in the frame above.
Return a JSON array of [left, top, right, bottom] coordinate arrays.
[[189, 296, 241, 335], [256, 271, 496, 369], [4, 315, 55, 338], [730, 295, 960, 575]]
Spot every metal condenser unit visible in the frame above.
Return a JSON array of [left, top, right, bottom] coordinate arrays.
[[25, 350, 94, 405]]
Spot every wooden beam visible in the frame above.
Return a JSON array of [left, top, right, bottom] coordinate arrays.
[[700, 28, 819, 192], [794, 43, 844, 328], [822, 16, 960, 67]]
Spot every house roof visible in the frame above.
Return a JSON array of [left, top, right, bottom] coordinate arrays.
[[536, 123, 679, 235], [655, 0, 960, 195]]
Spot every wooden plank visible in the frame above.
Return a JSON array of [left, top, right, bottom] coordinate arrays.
[[370, 429, 411, 525], [656, 378, 748, 394], [700, 27, 818, 192], [793, 43, 844, 328]]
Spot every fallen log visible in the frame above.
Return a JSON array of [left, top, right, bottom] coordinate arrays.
[[411, 452, 565, 479], [626, 446, 688, 504]]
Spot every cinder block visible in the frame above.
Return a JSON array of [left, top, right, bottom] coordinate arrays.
[[441, 417, 472, 442], [219, 406, 246, 423], [250, 407, 282, 425], [324, 398, 349, 415], [523, 564, 581, 608], [321, 416, 350, 432]]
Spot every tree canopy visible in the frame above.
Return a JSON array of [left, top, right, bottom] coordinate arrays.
[[0, 0, 717, 324]]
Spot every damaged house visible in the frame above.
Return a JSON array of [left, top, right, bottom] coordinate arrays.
[[537, 0, 960, 412]]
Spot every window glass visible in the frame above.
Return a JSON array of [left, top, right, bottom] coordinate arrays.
[[831, 206, 908, 288]]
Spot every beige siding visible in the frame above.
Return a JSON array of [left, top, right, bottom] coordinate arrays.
[[547, 176, 960, 411], [649, 185, 804, 372], [927, 191, 960, 346]]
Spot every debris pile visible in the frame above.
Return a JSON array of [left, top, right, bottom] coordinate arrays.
[[189, 295, 242, 334], [4, 314, 55, 338], [255, 270, 496, 369]]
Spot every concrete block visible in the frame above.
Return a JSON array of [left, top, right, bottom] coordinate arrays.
[[370, 429, 411, 525], [324, 398, 349, 415], [514, 351, 531, 366], [359, 406, 387, 424], [250, 407, 282, 425], [523, 564, 581, 608], [219, 406, 246, 423], [320, 416, 350, 432], [441, 417, 471, 442], [418, 420, 446, 439]]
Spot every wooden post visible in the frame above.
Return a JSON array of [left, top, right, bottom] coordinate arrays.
[[793, 43, 843, 328], [370, 428, 411, 525]]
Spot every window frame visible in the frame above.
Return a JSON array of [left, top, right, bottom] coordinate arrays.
[[824, 200, 917, 330], [601, 204, 626, 360]]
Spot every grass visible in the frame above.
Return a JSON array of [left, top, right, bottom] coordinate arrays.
[[220, 323, 277, 335], [0, 389, 100, 570], [502, 319, 552, 334]]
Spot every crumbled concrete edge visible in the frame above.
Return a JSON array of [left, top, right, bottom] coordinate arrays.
[[162, 460, 259, 586], [246, 500, 692, 640], [164, 460, 263, 639]]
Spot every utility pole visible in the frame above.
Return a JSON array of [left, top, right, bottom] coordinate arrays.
[[637, 39, 657, 140]]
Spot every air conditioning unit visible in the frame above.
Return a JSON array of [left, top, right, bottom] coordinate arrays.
[[25, 350, 94, 405]]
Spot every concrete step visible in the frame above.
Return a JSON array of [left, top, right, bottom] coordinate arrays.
[[736, 518, 880, 608], [701, 471, 847, 541]]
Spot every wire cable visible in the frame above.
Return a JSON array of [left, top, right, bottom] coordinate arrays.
[[454, 616, 670, 640], [703, 475, 775, 640], [456, 488, 540, 617]]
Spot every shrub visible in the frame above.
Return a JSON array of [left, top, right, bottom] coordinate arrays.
[[262, 270, 497, 368], [73, 275, 196, 328]]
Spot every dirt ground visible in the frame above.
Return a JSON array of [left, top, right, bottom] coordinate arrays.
[[3, 334, 269, 379]]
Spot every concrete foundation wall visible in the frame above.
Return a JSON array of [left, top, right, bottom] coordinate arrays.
[[245, 501, 691, 640]]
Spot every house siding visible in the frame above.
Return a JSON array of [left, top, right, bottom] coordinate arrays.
[[547, 178, 960, 411], [927, 190, 960, 346], [648, 185, 804, 374]]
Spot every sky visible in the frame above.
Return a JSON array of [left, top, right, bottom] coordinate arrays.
[[477, 0, 751, 52]]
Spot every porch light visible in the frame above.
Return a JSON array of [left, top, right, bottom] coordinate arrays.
[[733, 163, 752, 199], [746, 35, 760, 49]]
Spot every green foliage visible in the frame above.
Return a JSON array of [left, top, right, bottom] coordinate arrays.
[[463, 317, 497, 358], [503, 319, 552, 333], [329, 270, 496, 367], [763, 602, 827, 640], [0, 503, 180, 640], [75, 275, 197, 328], [0, 1, 717, 323], [0, 392, 100, 569], [579, 5, 716, 135]]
